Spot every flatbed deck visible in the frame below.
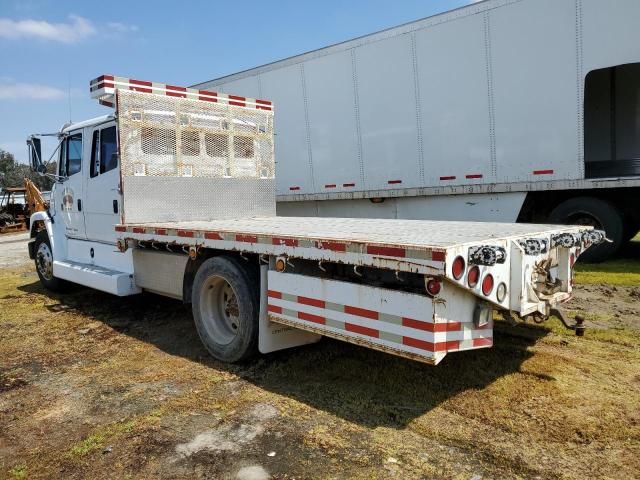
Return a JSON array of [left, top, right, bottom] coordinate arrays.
[[117, 217, 584, 275]]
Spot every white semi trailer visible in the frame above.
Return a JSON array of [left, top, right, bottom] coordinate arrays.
[[194, 0, 640, 262], [25, 75, 605, 365]]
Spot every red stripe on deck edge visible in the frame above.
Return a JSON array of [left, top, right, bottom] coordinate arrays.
[[533, 169, 554, 175], [298, 311, 326, 325], [343, 183, 356, 187], [272, 237, 298, 247], [346, 322, 379, 338], [440, 176, 456, 181], [267, 304, 282, 314], [473, 337, 493, 347], [317, 241, 346, 252], [289, 186, 301, 191], [205, 232, 223, 240], [388, 180, 402, 184], [431, 251, 446, 262], [177, 230, 194, 238], [155, 228, 167, 236], [267, 290, 282, 299], [115, 226, 126, 232], [236, 234, 258, 243], [344, 305, 378, 320], [324, 184, 336, 188], [366, 245, 406, 258], [466, 174, 483, 179], [298, 296, 325, 308], [132, 227, 145, 234]]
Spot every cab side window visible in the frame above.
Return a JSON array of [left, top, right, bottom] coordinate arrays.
[[90, 126, 118, 178], [66, 133, 83, 176], [100, 127, 118, 173]]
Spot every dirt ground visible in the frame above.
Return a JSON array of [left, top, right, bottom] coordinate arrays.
[[1, 234, 639, 479]]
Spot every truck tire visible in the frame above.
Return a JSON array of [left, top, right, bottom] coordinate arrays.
[[33, 230, 68, 292], [191, 256, 259, 363], [548, 197, 623, 263]]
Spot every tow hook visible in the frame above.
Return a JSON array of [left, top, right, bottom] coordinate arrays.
[[550, 308, 586, 337]]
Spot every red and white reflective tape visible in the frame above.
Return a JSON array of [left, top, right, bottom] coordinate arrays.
[[267, 289, 493, 354], [89, 74, 273, 111], [114, 224, 447, 262]]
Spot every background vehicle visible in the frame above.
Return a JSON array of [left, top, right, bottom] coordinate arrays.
[[194, 0, 640, 262], [0, 180, 49, 233], [26, 75, 604, 366]]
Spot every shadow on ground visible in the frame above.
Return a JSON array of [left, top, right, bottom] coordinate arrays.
[[19, 280, 549, 429]]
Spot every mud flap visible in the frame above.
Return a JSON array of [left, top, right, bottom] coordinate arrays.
[[258, 264, 321, 354], [28, 240, 36, 260]]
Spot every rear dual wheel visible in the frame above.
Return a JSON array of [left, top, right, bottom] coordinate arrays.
[[191, 256, 259, 363]]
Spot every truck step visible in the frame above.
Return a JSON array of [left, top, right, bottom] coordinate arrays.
[[53, 260, 141, 296]]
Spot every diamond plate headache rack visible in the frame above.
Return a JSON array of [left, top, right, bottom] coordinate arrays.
[[89, 74, 273, 111], [468, 246, 507, 266]]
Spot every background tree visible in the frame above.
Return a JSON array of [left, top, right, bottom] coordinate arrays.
[[0, 149, 54, 191]]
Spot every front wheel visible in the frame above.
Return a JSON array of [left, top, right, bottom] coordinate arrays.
[[33, 231, 68, 292], [191, 256, 259, 363]]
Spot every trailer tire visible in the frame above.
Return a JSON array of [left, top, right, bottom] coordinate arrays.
[[33, 231, 68, 292], [191, 256, 258, 363], [548, 197, 623, 263]]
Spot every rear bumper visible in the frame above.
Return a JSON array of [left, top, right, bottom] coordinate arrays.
[[28, 240, 36, 260]]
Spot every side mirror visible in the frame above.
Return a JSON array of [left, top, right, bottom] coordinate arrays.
[[27, 136, 45, 173]]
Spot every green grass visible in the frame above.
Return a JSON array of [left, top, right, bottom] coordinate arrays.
[[574, 235, 640, 286], [8, 465, 27, 480], [68, 420, 136, 458]]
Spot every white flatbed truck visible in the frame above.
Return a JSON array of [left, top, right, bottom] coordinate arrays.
[[26, 75, 606, 365]]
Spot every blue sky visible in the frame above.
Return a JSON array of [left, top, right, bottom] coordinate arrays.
[[0, 0, 474, 163]]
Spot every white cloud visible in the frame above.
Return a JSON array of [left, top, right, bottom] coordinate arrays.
[[106, 22, 138, 34], [0, 14, 96, 43], [0, 82, 65, 100]]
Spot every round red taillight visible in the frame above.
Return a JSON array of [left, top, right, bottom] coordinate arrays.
[[426, 278, 441, 296], [467, 266, 480, 288], [452, 256, 465, 280], [482, 274, 494, 296]]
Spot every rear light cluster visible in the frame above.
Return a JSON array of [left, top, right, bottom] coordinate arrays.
[[452, 255, 507, 303]]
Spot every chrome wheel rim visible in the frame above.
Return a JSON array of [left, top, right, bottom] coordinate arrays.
[[199, 276, 240, 345], [36, 242, 53, 281]]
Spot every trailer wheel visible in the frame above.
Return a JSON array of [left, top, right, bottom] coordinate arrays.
[[191, 256, 258, 363], [33, 231, 68, 292], [548, 197, 623, 263]]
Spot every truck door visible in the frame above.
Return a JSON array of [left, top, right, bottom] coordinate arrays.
[[54, 129, 86, 239], [84, 122, 122, 243]]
